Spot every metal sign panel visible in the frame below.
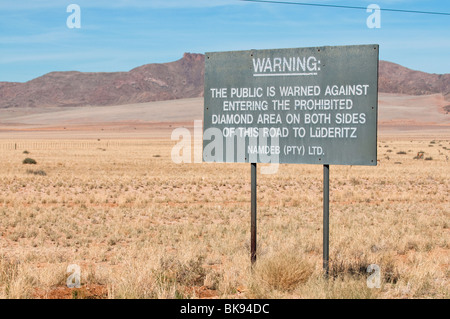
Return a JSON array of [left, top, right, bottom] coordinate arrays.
[[203, 45, 379, 165]]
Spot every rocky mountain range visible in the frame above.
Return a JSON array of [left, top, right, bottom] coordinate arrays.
[[0, 53, 448, 108], [378, 61, 449, 98]]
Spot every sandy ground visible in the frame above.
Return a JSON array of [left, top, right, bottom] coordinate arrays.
[[0, 94, 448, 139], [378, 93, 449, 139]]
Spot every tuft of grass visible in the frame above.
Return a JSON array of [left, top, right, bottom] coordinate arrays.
[[329, 257, 369, 279], [397, 151, 407, 155], [22, 158, 37, 165], [26, 169, 46, 176], [330, 255, 400, 285], [0, 255, 27, 298], [252, 252, 313, 291], [0, 256, 19, 287], [156, 255, 206, 287], [424, 157, 433, 161]]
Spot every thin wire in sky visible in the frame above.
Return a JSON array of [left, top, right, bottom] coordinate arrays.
[[240, 0, 450, 16]]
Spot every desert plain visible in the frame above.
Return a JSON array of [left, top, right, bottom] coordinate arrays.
[[0, 94, 448, 299]]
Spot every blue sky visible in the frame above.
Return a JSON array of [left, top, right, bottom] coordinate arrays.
[[0, 0, 449, 82]]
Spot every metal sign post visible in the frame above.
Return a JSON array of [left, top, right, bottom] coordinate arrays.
[[323, 164, 330, 277], [251, 163, 257, 265]]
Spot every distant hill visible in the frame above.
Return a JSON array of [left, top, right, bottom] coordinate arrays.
[[378, 61, 450, 98], [0, 53, 448, 108], [0, 53, 204, 108]]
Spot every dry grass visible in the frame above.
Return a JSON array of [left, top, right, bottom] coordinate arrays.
[[0, 138, 448, 299], [249, 251, 313, 295]]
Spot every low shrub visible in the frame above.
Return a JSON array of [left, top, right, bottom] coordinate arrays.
[[26, 169, 46, 176], [22, 158, 37, 165]]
